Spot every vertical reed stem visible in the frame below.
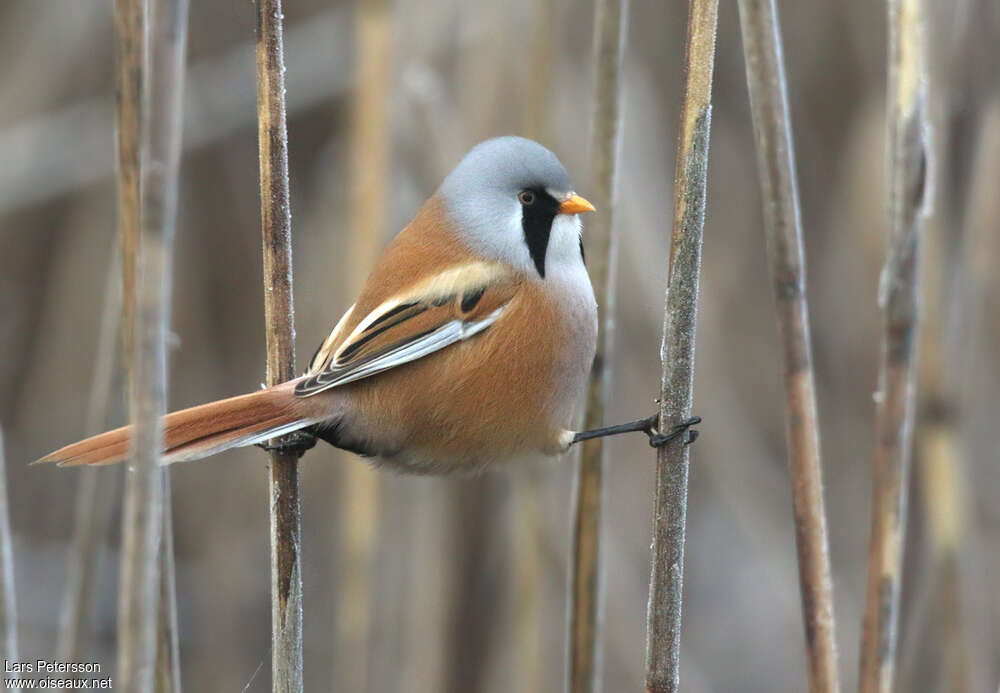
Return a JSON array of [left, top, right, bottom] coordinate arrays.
[[568, 1, 629, 691], [736, 2, 841, 691], [57, 244, 122, 677], [334, 0, 390, 687], [157, 480, 182, 693], [112, 0, 147, 687], [115, 0, 142, 377], [858, 0, 929, 691], [254, 1, 304, 690], [117, 0, 189, 690], [0, 431, 19, 693], [644, 2, 718, 691]]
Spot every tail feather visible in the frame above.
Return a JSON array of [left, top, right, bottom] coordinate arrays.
[[36, 380, 319, 467]]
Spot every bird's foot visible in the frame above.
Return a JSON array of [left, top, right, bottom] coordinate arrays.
[[571, 413, 701, 447], [646, 415, 701, 448], [256, 430, 317, 457]]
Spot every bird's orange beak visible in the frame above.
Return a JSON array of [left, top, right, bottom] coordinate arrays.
[[558, 193, 596, 215]]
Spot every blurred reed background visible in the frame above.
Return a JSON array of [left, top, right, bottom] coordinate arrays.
[[0, 0, 998, 691]]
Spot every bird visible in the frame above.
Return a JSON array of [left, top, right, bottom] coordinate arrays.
[[37, 136, 698, 474]]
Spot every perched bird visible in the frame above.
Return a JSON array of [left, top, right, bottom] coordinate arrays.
[[37, 137, 697, 474]]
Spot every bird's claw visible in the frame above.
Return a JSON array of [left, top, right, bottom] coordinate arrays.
[[646, 415, 701, 448], [256, 430, 317, 456]]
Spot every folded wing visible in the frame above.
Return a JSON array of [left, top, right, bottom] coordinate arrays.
[[295, 263, 520, 397]]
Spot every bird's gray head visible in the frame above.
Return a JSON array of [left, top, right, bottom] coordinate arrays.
[[438, 136, 594, 278]]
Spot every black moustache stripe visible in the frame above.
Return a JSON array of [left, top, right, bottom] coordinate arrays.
[[521, 187, 560, 277]]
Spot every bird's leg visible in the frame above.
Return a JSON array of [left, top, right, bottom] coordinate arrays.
[[571, 415, 701, 448]]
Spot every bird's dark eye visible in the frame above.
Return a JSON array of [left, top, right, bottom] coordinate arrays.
[[518, 190, 536, 205]]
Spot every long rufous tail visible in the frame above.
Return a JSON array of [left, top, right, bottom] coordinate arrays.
[[35, 379, 321, 467]]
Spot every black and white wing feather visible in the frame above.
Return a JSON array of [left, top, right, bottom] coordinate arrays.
[[295, 264, 519, 397]]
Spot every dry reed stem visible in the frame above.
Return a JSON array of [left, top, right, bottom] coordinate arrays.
[[113, 0, 151, 687], [909, 427, 967, 692], [524, 0, 556, 143], [858, 0, 929, 691], [568, 1, 628, 691], [0, 9, 351, 216], [117, 0, 189, 689], [511, 478, 544, 693], [956, 100, 1000, 689], [735, 2, 841, 691], [348, 0, 391, 287], [443, 482, 504, 693], [0, 431, 18, 693], [115, 0, 142, 379], [334, 0, 391, 687], [254, 1, 304, 689], [156, 479, 181, 693], [906, 157, 968, 693], [644, 1, 718, 691], [151, 1, 186, 686], [57, 245, 122, 677], [901, 12, 986, 685]]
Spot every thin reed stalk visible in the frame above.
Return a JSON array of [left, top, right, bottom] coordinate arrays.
[[443, 481, 504, 693], [898, 8, 988, 687], [644, 1, 718, 691], [903, 148, 968, 693], [156, 480, 182, 693], [568, 1, 629, 690], [57, 244, 123, 675], [115, 0, 142, 377], [112, 0, 148, 687], [524, 0, 556, 143], [117, 0, 189, 690], [0, 431, 19, 693], [736, 2, 841, 692], [953, 97, 1000, 692], [858, 0, 930, 691], [511, 478, 544, 692], [151, 0, 186, 686], [333, 0, 391, 687], [254, 1, 305, 689], [0, 9, 351, 217]]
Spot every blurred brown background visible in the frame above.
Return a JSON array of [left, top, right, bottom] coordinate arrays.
[[1, 0, 998, 691]]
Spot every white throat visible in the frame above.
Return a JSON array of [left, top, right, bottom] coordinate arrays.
[[545, 213, 584, 275]]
